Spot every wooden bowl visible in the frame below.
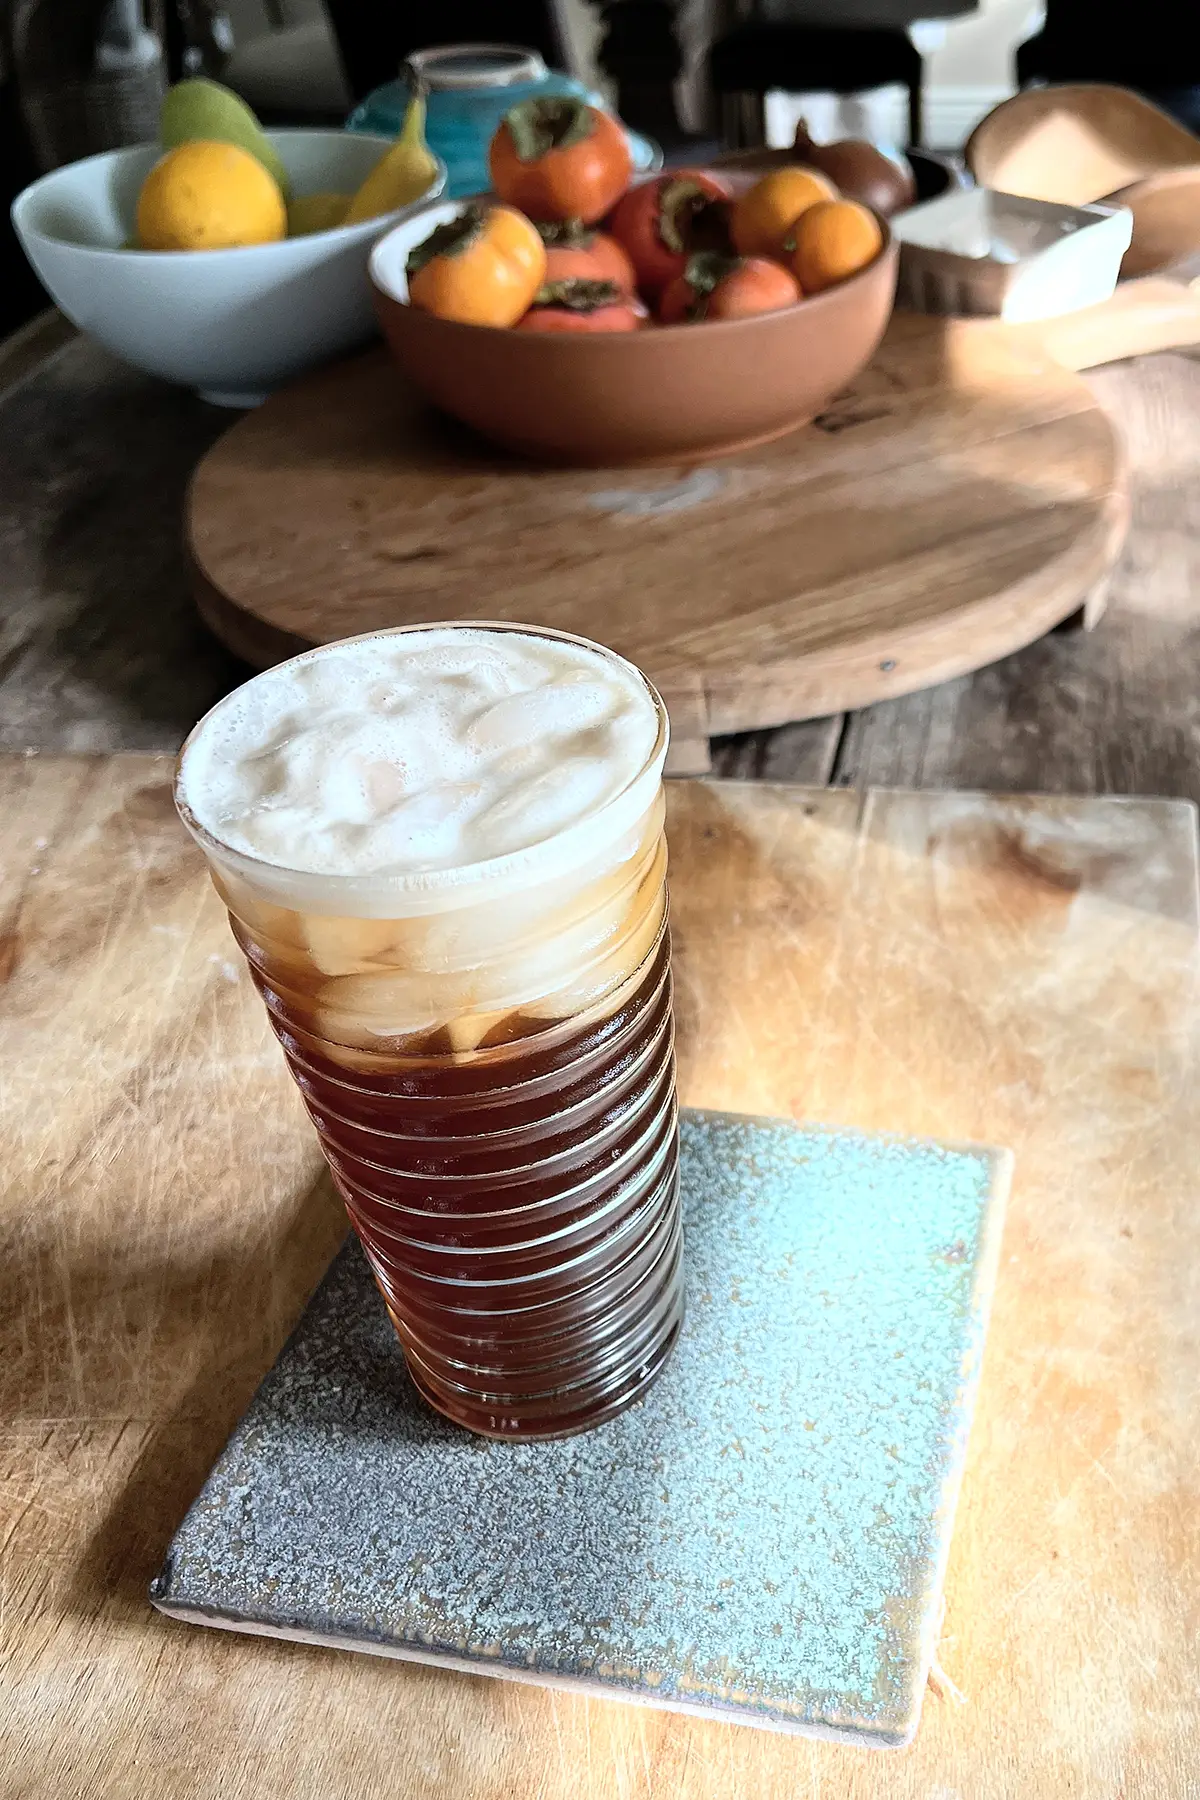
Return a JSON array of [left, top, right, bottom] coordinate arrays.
[[966, 83, 1200, 208], [369, 201, 897, 467], [1104, 166, 1200, 277]]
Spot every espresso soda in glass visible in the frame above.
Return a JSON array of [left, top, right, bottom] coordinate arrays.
[[176, 624, 681, 1438]]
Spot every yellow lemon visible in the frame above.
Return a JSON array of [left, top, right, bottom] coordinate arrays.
[[137, 140, 286, 251]]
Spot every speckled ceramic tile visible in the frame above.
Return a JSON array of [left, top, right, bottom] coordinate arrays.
[[151, 1108, 1010, 1748]]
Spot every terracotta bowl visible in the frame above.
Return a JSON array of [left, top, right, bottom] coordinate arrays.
[[369, 198, 897, 466]]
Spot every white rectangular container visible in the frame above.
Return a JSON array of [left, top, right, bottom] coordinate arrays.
[[892, 187, 1134, 323]]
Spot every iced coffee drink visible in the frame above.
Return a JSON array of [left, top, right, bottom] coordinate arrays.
[[175, 624, 681, 1439]]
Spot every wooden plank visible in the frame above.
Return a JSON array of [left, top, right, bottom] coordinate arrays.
[[2, 758, 1198, 1797], [0, 308, 74, 399], [709, 715, 844, 782], [0, 335, 236, 757]]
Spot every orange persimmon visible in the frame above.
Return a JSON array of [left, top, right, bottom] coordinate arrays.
[[659, 252, 801, 323], [517, 278, 646, 331], [607, 169, 732, 295], [788, 199, 884, 292], [538, 220, 637, 293], [729, 166, 839, 258], [489, 98, 632, 225], [406, 202, 546, 327]]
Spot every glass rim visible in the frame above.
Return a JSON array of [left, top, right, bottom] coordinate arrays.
[[175, 620, 669, 908]]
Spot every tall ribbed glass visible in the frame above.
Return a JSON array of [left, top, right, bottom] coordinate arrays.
[[176, 625, 682, 1439]]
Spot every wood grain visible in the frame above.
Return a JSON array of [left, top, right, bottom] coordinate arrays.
[[824, 348, 1200, 796], [186, 314, 1127, 746], [0, 307, 75, 396], [0, 332, 241, 757], [3, 757, 1198, 1797]]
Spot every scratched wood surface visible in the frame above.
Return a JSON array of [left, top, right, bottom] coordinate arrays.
[[715, 347, 1200, 797], [2, 757, 1198, 1797], [4, 328, 1200, 807], [185, 313, 1127, 768]]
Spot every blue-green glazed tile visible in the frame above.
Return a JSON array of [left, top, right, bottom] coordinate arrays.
[[151, 1108, 1010, 1748]]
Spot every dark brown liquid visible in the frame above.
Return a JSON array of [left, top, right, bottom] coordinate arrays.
[[232, 911, 682, 1439]]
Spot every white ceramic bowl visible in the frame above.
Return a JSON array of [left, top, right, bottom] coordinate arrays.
[[11, 128, 446, 404], [892, 188, 1133, 324]]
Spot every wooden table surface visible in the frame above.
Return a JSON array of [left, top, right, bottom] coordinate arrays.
[[3, 760, 1199, 1797], [2, 320, 1200, 1796], [1, 317, 1200, 807]]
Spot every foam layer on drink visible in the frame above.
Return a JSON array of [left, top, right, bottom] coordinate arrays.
[[178, 626, 665, 918]]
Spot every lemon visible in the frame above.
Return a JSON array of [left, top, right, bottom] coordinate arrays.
[[137, 140, 286, 251], [287, 191, 351, 237]]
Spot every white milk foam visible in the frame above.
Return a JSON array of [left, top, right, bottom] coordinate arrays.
[[178, 628, 664, 912]]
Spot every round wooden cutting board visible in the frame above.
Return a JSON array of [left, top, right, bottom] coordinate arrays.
[[188, 311, 1127, 760]]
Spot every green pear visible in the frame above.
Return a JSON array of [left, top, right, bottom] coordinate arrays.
[[161, 78, 290, 201]]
